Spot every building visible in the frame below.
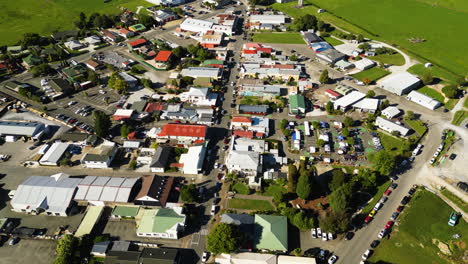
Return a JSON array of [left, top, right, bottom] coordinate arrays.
[[104, 250, 140, 264], [134, 175, 174, 207], [39, 142, 69, 166], [153, 9, 178, 23], [375, 117, 410, 136], [301, 30, 321, 45], [254, 214, 288, 252], [309, 42, 333, 53], [179, 18, 213, 33], [226, 138, 266, 176], [406, 90, 441, 110], [128, 24, 146, 32], [118, 72, 138, 88], [157, 123, 207, 143], [10, 173, 81, 216], [381, 106, 401, 119], [333, 91, 366, 111], [74, 176, 139, 205], [238, 104, 269, 115], [250, 15, 285, 25], [289, 94, 306, 115], [239, 83, 282, 98], [354, 58, 376, 70], [81, 141, 118, 169], [118, 28, 135, 39], [200, 31, 223, 48], [85, 59, 104, 71], [380, 72, 421, 95], [62, 64, 88, 82], [102, 52, 133, 69], [216, 252, 277, 264], [65, 40, 84, 50], [315, 49, 346, 64], [335, 84, 354, 95], [113, 109, 135, 121], [111, 206, 140, 218], [335, 60, 354, 70], [179, 87, 218, 106], [100, 30, 121, 43], [324, 89, 341, 100], [150, 146, 172, 173], [154, 50, 173, 69], [179, 144, 206, 174], [201, 59, 224, 68], [278, 256, 317, 264], [0, 121, 46, 141], [180, 67, 222, 80], [137, 207, 186, 239], [352, 98, 380, 113], [139, 248, 181, 263], [230, 116, 270, 135], [127, 38, 148, 50]]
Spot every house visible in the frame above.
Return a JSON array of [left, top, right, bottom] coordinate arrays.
[[161, 106, 198, 122], [335, 84, 354, 95], [90, 241, 111, 257], [113, 109, 134, 121], [289, 94, 306, 115], [62, 64, 88, 82], [100, 30, 121, 43], [111, 206, 140, 218], [333, 91, 366, 111], [381, 106, 401, 119], [254, 214, 288, 252], [238, 104, 269, 115], [118, 72, 138, 88], [352, 98, 380, 113], [380, 72, 421, 95], [157, 123, 207, 144], [298, 80, 314, 91], [278, 256, 317, 264], [226, 138, 266, 176], [81, 141, 118, 169], [180, 67, 222, 80], [200, 31, 223, 49], [139, 248, 181, 264], [354, 58, 376, 70], [0, 121, 46, 141], [84, 59, 103, 71], [406, 90, 441, 110], [129, 24, 146, 32], [84, 35, 102, 45], [335, 60, 354, 70], [153, 9, 178, 23], [301, 30, 321, 45], [263, 170, 288, 181], [74, 176, 139, 204], [216, 252, 277, 264], [10, 173, 81, 216], [179, 87, 218, 106], [239, 79, 282, 98], [136, 207, 186, 239], [375, 117, 410, 136], [324, 89, 341, 100], [22, 54, 43, 68], [201, 59, 224, 68], [150, 146, 172, 173], [154, 50, 173, 69], [179, 144, 207, 174], [250, 15, 285, 25], [316, 49, 346, 64], [102, 52, 133, 69], [127, 38, 148, 50], [231, 116, 270, 135], [64, 40, 84, 50], [39, 142, 69, 166], [118, 28, 135, 39], [134, 175, 174, 207], [179, 18, 213, 34]]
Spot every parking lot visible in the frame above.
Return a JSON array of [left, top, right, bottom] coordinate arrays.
[[0, 238, 56, 264]]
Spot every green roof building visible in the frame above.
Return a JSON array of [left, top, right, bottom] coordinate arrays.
[[23, 54, 42, 68], [201, 59, 224, 68], [111, 206, 140, 218], [289, 94, 306, 115], [254, 214, 288, 252], [62, 64, 87, 82], [136, 207, 186, 239], [129, 24, 146, 32], [335, 84, 354, 95]]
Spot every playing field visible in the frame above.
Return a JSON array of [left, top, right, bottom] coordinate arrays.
[[0, 0, 151, 45], [272, 0, 468, 77]]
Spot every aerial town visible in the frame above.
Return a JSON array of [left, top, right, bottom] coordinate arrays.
[[0, 0, 466, 264]]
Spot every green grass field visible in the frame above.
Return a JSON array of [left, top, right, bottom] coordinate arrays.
[[464, 97, 468, 108], [377, 132, 407, 155], [369, 189, 468, 264], [272, 0, 468, 77], [451, 110, 467, 126], [231, 182, 251, 195], [228, 198, 275, 211], [370, 53, 405, 66], [445, 98, 459, 111], [441, 189, 468, 212], [417, 86, 446, 103], [407, 64, 460, 84], [405, 119, 427, 135], [322, 36, 343, 46], [0, 0, 151, 45], [252, 32, 305, 44], [352, 67, 390, 83]]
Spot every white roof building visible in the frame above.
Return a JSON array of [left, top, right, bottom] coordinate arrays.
[[250, 15, 286, 25], [333, 91, 366, 110], [39, 142, 69, 166], [380, 72, 421, 95], [406, 90, 442, 110], [0, 121, 46, 139], [179, 145, 206, 174], [74, 176, 139, 205], [179, 18, 214, 33], [84, 35, 102, 45], [180, 67, 222, 79], [10, 173, 81, 216], [375, 117, 410, 136], [277, 255, 317, 264], [216, 252, 276, 264], [353, 58, 376, 70], [64, 40, 84, 50], [179, 87, 218, 106], [353, 98, 380, 113], [381, 106, 401, 119], [226, 137, 266, 176]]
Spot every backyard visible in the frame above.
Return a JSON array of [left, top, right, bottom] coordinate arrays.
[[271, 0, 468, 77], [352, 67, 390, 83], [322, 36, 343, 46], [405, 119, 427, 136], [252, 32, 305, 44], [0, 0, 151, 45], [228, 198, 275, 211], [377, 131, 408, 156], [369, 189, 468, 264]]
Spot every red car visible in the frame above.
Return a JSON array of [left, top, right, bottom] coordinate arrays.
[[364, 216, 372, 224], [385, 221, 394, 229], [396, 205, 404, 213], [384, 189, 392, 196]]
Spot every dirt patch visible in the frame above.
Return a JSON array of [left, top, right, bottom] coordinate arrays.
[[291, 196, 330, 216], [433, 239, 452, 255]]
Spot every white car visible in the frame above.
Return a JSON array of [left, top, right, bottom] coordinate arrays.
[[328, 255, 338, 264], [362, 249, 371, 260], [211, 205, 217, 215], [311, 228, 317, 238], [99, 90, 106, 94], [378, 229, 386, 239], [201, 251, 209, 263], [322, 233, 328, 241], [317, 227, 322, 237], [374, 202, 382, 211], [68, 101, 77, 106], [429, 158, 436, 164], [328, 232, 333, 240], [412, 148, 420, 156]]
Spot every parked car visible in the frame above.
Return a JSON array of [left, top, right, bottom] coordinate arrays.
[[401, 196, 410, 205], [364, 216, 372, 224], [378, 229, 386, 239], [8, 237, 19, 246], [457, 182, 468, 192], [448, 211, 460, 226], [396, 205, 404, 213], [374, 203, 382, 211], [311, 228, 317, 238], [328, 232, 333, 240], [384, 189, 392, 196], [391, 183, 398, 189], [211, 205, 217, 215], [328, 255, 338, 264], [201, 251, 209, 263], [362, 249, 372, 260], [317, 228, 322, 237], [390, 212, 400, 221], [322, 233, 327, 241], [369, 210, 377, 218], [408, 188, 416, 195], [379, 196, 388, 203], [385, 221, 394, 229], [370, 240, 380, 248]]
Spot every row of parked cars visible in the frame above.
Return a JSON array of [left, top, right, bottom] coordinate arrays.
[[55, 114, 93, 133], [311, 227, 334, 241], [364, 182, 399, 224]]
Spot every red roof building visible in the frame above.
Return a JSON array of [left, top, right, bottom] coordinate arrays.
[[243, 49, 257, 55], [325, 89, 341, 99], [155, 51, 173, 62], [231, 116, 252, 123], [128, 38, 147, 48], [144, 102, 165, 113], [257, 47, 272, 54], [158, 124, 207, 141]]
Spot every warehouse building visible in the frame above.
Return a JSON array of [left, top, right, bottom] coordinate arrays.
[[39, 142, 69, 166], [74, 176, 140, 205], [380, 72, 421, 95], [375, 117, 410, 136], [406, 90, 442, 110], [0, 121, 46, 142]]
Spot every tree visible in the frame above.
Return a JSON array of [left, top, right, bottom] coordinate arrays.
[[30, 63, 53, 77], [370, 151, 396, 176], [293, 248, 302, 256], [87, 70, 99, 83], [172, 46, 187, 58], [391, 131, 401, 137], [343, 117, 354, 127], [288, 164, 298, 192], [319, 211, 349, 233], [120, 123, 134, 139], [329, 169, 346, 191], [281, 208, 316, 230], [289, 54, 298, 61], [296, 171, 312, 200], [328, 186, 349, 213], [316, 139, 325, 147], [206, 223, 243, 254], [53, 235, 76, 264], [180, 184, 198, 202], [140, 78, 152, 88], [421, 71, 433, 85], [357, 34, 365, 43], [358, 42, 371, 51], [363, 78, 372, 85], [405, 110, 415, 120], [319, 69, 330, 84], [128, 159, 137, 170], [456, 76, 467, 87], [294, 14, 318, 31], [366, 90, 376, 98], [442, 85, 458, 99], [342, 127, 350, 137], [93, 111, 111, 137], [357, 169, 378, 191], [325, 101, 334, 114], [317, 20, 326, 31], [20, 33, 48, 48], [312, 121, 320, 130], [108, 72, 129, 93], [138, 14, 155, 27]]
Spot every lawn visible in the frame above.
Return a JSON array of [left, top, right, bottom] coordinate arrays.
[[369, 189, 468, 264], [369, 53, 405, 66], [231, 182, 251, 195], [271, 0, 468, 77], [441, 189, 468, 212], [417, 86, 446, 103], [405, 119, 427, 135], [0, 0, 151, 45], [451, 110, 468, 126], [322, 36, 343, 46], [408, 64, 460, 84], [252, 32, 305, 44], [263, 183, 287, 197], [445, 98, 459, 111], [361, 180, 391, 215], [377, 132, 407, 155], [464, 97, 468, 108], [228, 198, 275, 211], [352, 67, 390, 83]]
